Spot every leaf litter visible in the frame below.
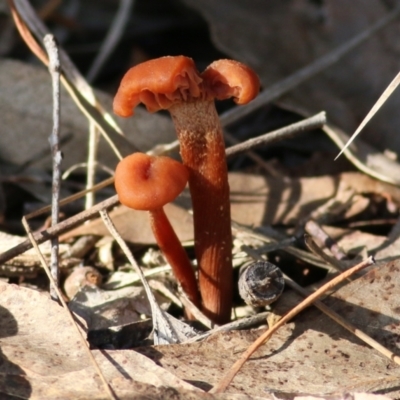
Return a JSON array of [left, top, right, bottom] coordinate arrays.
[[1, 1, 400, 399]]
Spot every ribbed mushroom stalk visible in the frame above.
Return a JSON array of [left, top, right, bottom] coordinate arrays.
[[114, 56, 260, 323], [114, 153, 200, 308]]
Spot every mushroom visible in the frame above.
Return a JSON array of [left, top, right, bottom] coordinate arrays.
[[114, 152, 200, 308], [114, 56, 260, 323]]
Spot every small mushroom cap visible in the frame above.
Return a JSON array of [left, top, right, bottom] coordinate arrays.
[[202, 59, 260, 104], [115, 153, 189, 211], [113, 56, 202, 117]]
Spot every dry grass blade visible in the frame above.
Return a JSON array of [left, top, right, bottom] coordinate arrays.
[[323, 123, 400, 184], [85, 123, 101, 209], [335, 70, 400, 159], [0, 195, 119, 264], [211, 256, 375, 393], [99, 209, 185, 345], [21, 217, 116, 400]]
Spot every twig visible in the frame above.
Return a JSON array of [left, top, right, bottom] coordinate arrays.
[[219, 6, 400, 128], [227, 134, 284, 177], [304, 233, 347, 272], [305, 220, 347, 261], [87, 0, 135, 82], [211, 256, 375, 393], [184, 311, 271, 344], [85, 122, 100, 210], [27, 177, 115, 220], [44, 34, 61, 299], [225, 112, 326, 159], [0, 195, 119, 264], [21, 217, 116, 400], [226, 112, 324, 177]]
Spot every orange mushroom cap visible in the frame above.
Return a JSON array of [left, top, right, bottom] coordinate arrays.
[[113, 56, 260, 118], [115, 153, 189, 211], [113, 56, 202, 117], [201, 59, 260, 104]]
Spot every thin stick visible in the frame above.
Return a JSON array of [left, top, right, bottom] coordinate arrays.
[[0, 188, 333, 274], [305, 220, 347, 261], [211, 256, 375, 393], [26, 176, 115, 220], [184, 311, 271, 344], [225, 112, 326, 159], [44, 34, 61, 299], [85, 122, 100, 210], [227, 131, 284, 177], [220, 6, 400, 128], [21, 217, 116, 400], [303, 233, 347, 272], [0, 195, 119, 264]]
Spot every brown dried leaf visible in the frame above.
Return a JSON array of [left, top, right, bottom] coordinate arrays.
[[0, 281, 201, 398], [61, 202, 194, 244], [137, 260, 400, 397], [294, 395, 391, 400], [329, 226, 400, 263], [230, 171, 400, 226]]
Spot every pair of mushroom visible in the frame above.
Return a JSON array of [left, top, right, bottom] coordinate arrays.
[[113, 56, 259, 324]]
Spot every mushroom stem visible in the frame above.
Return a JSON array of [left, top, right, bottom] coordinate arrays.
[[169, 100, 232, 324], [149, 207, 200, 308], [114, 152, 200, 311]]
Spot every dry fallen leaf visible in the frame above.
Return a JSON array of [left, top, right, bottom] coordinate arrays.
[[0, 281, 202, 399], [137, 259, 400, 397], [61, 202, 195, 244], [229, 171, 400, 227]]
